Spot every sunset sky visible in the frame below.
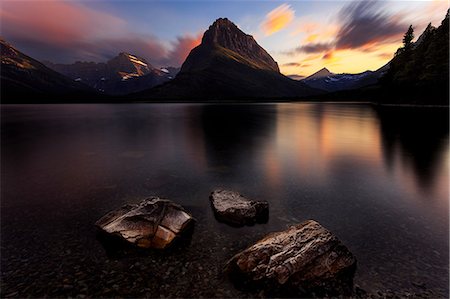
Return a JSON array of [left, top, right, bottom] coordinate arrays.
[[1, 0, 448, 77]]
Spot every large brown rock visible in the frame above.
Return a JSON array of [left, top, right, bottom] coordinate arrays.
[[95, 197, 195, 249], [225, 220, 356, 297], [209, 190, 269, 226]]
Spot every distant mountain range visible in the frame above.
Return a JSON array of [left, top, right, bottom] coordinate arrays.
[[44, 54, 179, 95], [134, 18, 321, 100], [301, 65, 389, 93], [1, 12, 448, 104]]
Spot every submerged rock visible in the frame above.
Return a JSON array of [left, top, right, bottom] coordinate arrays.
[[95, 197, 195, 249], [209, 190, 269, 226], [225, 220, 356, 297]]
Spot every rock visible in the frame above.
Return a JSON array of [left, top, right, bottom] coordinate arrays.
[[95, 197, 195, 249], [209, 190, 269, 226], [225, 220, 356, 297]]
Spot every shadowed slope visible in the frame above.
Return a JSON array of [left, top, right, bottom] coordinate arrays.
[[1, 39, 98, 102], [133, 18, 322, 101]]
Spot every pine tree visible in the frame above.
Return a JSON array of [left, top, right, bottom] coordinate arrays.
[[402, 25, 414, 50]]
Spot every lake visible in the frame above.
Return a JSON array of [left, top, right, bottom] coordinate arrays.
[[1, 103, 448, 298]]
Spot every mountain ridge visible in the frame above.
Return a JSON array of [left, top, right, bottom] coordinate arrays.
[[306, 67, 333, 80], [135, 18, 321, 100], [302, 64, 388, 92], [44, 53, 179, 95], [0, 39, 98, 102]]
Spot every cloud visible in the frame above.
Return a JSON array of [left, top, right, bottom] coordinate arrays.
[[1, 1, 125, 46], [290, 21, 320, 36], [0, 1, 198, 67], [378, 52, 393, 60], [95, 36, 168, 64], [335, 1, 406, 50], [322, 52, 333, 60], [284, 42, 333, 56], [282, 62, 302, 67], [165, 34, 202, 67], [299, 42, 334, 54], [304, 34, 319, 43], [322, 51, 340, 64], [261, 4, 295, 36], [283, 0, 407, 57]]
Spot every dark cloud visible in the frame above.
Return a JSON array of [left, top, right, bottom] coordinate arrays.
[[335, 1, 406, 50], [283, 0, 407, 57], [299, 42, 334, 53], [5, 36, 168, 65], [95, 36, 167, 65], [283, 42, 333, 56], [282, 62, 302, 67]]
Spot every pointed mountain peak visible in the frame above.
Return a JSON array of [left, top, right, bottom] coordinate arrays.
[[202, 17, 249, 46], [414, 23, 436, 47], [184, 17, 279, 72], [107, 52, 152, 77], [211, 17, 235, 28], [306, 67, 334, 80]]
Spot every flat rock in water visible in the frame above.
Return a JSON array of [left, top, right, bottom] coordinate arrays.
[[95, 197, 195, 249], [225, 220, 356, 297], [209, 190, 269, 226]]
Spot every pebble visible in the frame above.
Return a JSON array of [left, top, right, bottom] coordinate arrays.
[[5, 292, 18, 297]]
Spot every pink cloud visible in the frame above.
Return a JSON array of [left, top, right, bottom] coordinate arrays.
[[165, 34, 202, 67], [0, 1, 198, 67], [1, 1, 125, 45]]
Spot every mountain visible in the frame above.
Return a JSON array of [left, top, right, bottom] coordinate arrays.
[[44, 53, 179, 95], [306, 67, 333, 80], [135, 18, 321, 100], [1, 39, 96, 102], [378, 9, 449, 105], [302, 65, 388, 92], [314, 11, 448, 105]]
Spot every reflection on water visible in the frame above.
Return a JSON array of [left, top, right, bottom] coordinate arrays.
[[1, 103, 448, 297], [376, 106, 449, 195]]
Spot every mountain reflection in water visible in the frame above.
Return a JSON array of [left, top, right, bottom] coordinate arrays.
[[1, 103, 448, 298]]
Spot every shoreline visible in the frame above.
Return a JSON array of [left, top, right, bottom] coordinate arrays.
[[1, 100, 449, 108]]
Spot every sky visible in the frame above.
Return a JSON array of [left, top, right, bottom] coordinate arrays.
[[1, 0, 448, 77]]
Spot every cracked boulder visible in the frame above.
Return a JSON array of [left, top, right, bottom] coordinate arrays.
[[209, 190, 269, 226], [95, 197, 195, 249], [225, 220, 356, 297]]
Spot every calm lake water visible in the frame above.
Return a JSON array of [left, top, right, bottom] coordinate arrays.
[[1, 103, 448, 298]]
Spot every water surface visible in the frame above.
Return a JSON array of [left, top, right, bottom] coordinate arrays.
[[1, 103, 448, 297]]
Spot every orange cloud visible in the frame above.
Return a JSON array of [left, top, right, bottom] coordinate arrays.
[[303, 54, 323, 62], [166, 34, 202, 67], [322, 51, 333, 61], [322, 51, 342, 66], [290, 20, 320, 36], [262, 4, 295, 36], [305, 34, 319, 43], [378, 52, 393, 60]]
